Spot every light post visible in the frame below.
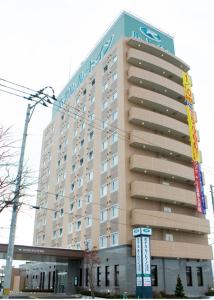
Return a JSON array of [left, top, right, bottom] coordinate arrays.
[[3, 87, 56, 295]]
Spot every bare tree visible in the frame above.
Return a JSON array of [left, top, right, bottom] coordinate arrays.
[[0, 125, 34, 213], [84, 246, 100, 298]]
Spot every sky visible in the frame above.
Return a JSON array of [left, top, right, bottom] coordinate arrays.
[[0, 0, 214, 266]]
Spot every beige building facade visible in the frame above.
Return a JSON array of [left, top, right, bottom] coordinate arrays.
[[33, 12, 213, 296]]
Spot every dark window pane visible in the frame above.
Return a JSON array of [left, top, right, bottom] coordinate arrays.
[[151, 265, 158, 286], [97, 266, 101, 287], [114, 265, 119, 287], [186, 266, 192, 286], [105, 266, 110, 286], [197, 267, 203, 286]]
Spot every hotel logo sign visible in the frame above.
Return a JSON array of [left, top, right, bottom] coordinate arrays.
[[140, 27, 161, 43]]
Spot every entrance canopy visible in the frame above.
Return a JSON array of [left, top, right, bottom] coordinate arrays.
[[0, 243, 84, 262]]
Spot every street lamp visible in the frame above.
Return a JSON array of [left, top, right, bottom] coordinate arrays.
[[3, 87, 57, 295]]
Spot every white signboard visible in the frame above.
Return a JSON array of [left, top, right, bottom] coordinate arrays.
[[142, 236, 151, 275], [143, 276, 152, 287], [135, 236, 142, 286]]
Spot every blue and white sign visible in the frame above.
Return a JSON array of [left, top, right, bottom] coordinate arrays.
[[53, 12, 175, 117], [140, 27, 161, 43], [141, 228, 152, 236], [136, 236, 143, 287], [142, 236, 151, 275], [133, 227, 152, 298]]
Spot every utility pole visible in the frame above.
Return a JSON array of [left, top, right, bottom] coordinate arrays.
[[3, 87, 56, 295], [3, 104, 31, 294], [210, 185, 214, 213]]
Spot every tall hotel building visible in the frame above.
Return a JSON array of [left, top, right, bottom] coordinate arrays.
[[33, 12, 213, 296]]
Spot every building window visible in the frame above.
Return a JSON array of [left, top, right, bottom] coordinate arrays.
[[105, 266, 110, 286], [101, 140, 108, 151], [165, 233, 173, 242], [112, 91, 118, 101], [77, 198, 82, 209], [111, 204, 119, 219], [112, 131, 118, 144], [112, 72, 118, 81], [53, 211, 57, 220], [89, 113, 95, 123], [76, 220, 81, 231], [85, 239, 92, 250], [69, 201, 74, 212], [186, 266, 192, 286], [151, 265, 158, 286], [104, 65, 108, 72], [81, 122, 85, 130], [102, 119, 108, 129], [72, 164, 76, 172], [79, 268, 82, 287], [80, 157, 84, 166], [60, 208, 64, 217], [101, 161, 108, 173], [100, 209, 107, 223], [82, 105, 86, 113], [112, 55, 117, 63], [76, 242, 81, 250], [114, 265, 119, 287], [164, 207, 172, 213], [71, 182, 75, 192], [97, 267, 101, 286], [197, 267, 203, 286], [104, 82, 109, 91], [77, 177, 83, 188], [52, 230, 57, 239], [85, 215, 92, 228], [88, 150, 93, 161], [100, 184, 107, 198], [111, 178, 118, 193], [111, 232, 119, 246], [90, 96, 95, 105], [80, 139, 84, 148], [85, 268, 89, 286], [83, 89, 86, 95], [111, 154, 118, 167], [86, 191, 93, 204], [112, 110, 118, 122], [87, 170, 93, 182], [88, 131, 94, 141], [91, 78, 95, 86], [102, 101, 108, 111], [99, 235, 107, 249], [59, 228, 63, 237]]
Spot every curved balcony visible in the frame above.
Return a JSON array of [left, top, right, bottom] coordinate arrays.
[[131, 240, 213, 260], [130, 130, 192, 162], [127, 48, 183, 85], [151, 240, 213, 260], [128, 66, 184, 100], [128, 86, 187, 122], [127, 38, 190, 72], [129, 106, 189, 141], [131, 181, 196, 207], [130, 154, 194, 183], [131, 209, 210, 234]]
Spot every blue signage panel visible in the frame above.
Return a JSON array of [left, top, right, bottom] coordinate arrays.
[[53, 12, 175, 117], [124, 13, 175, 54]]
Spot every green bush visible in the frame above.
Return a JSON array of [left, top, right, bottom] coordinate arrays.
[[174, 275, 185, 298]]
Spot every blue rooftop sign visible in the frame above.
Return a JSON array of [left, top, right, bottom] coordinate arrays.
[[53, 12, 174, 117]]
